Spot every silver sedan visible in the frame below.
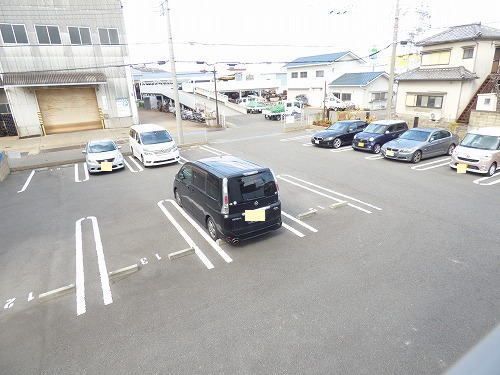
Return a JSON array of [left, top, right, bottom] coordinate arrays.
[[83, 140, 125, 173], [381, 128, 459, 163]]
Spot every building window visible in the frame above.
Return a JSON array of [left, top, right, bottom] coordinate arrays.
[[68, 27, 92, 45], [98, 28, 119, 45], [371, 92, 387, 101], [341, 93, 352, 101], [0, 103, 11, 113], [406, 94, 443, 109], [300, 72, 307, 78], [0, 23, 28, 44], [332, 92, 340, 99], [463, 47, 474, 59], [316, 70, 324, 78], [35, 25, 61, 45], [421, 50, 451, 66], [291, 72, 298, 78], [484, 98, 491, 105]]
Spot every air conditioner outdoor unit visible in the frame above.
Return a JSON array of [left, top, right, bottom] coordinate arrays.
[[429, 112, 441, 121]]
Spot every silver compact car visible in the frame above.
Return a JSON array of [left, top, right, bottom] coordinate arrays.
[[381, 128, 458, 163], [450, 127, 500, 176], [83, 140, 125, 173]]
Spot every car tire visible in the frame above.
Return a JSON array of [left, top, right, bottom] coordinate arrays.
[[332, 138, 342, 149], [447, 144, 456, 155], [206, 216, 218, 241], [412, 150, 422, 164], [487, 162, 497, 177], [174, 189, 182, 207], [373, 144, 381, 154], [141, 155, 145, 166]]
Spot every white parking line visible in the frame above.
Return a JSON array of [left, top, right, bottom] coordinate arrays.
[[277, 175, 372, 214], [74, 163, 90, 182], [415, 161, 450, 171], [157, 201, 214, 269], [128, 156, 144, 171], [330, 147, 353, 153], [280, 134, 311, 142], [166, 199, 233, 263], [123, 159, 139, 173], [179, 156, 190, 163], [202, 145, 230, 155], [473, 173, 500, 186], [17, 170, 35, 193], [365, 155, 384, 160], [282, 223, 305, 237], [411, 157, 450, 170], [282, 211, 318, 233], [199, 146, 222, 156], [75, 218, 86, 316], [280, 174, 382, 212], [87, 216, 113, 307], [302, 143, 313, 147]]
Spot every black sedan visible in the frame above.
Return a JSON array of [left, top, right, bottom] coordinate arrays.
[[311, 120, 367, 149]]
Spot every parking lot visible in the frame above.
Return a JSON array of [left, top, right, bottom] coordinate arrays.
[[1, 115, 499, 374]]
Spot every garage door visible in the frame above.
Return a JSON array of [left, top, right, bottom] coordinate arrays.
[[36, 87, 101, 134]]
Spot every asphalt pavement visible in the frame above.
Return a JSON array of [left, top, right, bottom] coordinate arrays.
[[0, 114, 499, 374]]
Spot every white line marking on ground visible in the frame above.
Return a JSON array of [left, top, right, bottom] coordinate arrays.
[[411, 157, 450, 170], [282, 211, 318, 233], [203, 145, 230, 155], [281, 174, 382, 211], [74, 164, 80, 182], [83, 163, 89, 181], [317, 205, 325, 209], [179, 156, 190, 163], [157, 201, 214, 269], [74, 163, 89, 182], [277, 176, 371, 214], [123, 159, 138, 173], [282, 223, 305, 237], [155, 253, 162, 260], [413, 161, 450, 171], [28, 292, 34, 302], [199, 146, 223, 156], [365, 155, 384, 160], [75, 218, 86, 316], [302, 143, 313, 147], [473, 172, 500, 185], [128, 156, 144, 171], [166, 199, 233, 263], [87, 216, 112, 306], [280, 134, 310, 142], [330, 147, 353, 153], [17, 170, 35, 193]]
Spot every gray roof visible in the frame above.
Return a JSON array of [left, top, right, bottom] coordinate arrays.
[[417, 23, 500, 46], [329, 71, 387, 86], [396, 67, 478, 81], [285, 51, 351, 68], [0, 72, 107, 87]]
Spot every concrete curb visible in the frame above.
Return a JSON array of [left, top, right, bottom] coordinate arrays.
[[297, 209, 318, 219], [0, 151, 10, 181], [39, 284, 75, 301], [109, 264, 139, 279], [168, 247, 195, 260], [329, 201, 348, 209]]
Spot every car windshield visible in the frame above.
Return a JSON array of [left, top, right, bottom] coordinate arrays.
[[228, 171, 277, 202], [326, 122, 349, 132], [88, 141, 116, 153], [460, 134, 500, 150], [363, 124, 389, 134], [399, 130, 429, 142], [141, 130, 172, 145]]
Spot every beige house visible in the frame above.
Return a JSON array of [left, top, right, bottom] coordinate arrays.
[[395, 23, 500, 123]]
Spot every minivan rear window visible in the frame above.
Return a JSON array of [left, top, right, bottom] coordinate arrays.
[[228, 171, 277, 202]]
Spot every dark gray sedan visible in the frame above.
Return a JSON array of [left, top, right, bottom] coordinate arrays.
[[381, 128, 459, 163]]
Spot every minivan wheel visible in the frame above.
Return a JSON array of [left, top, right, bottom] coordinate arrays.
[[206, 216, 218, 241], [447, 144, 456, 155], [487, 162, 497, 177], [332, 138, 342, 149], [412, 150, 422, 164], [174, 189, 182, 207], [373, 144, 381, 154]]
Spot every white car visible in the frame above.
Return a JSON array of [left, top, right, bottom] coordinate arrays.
[[83, 140, 125, 173], [129, 124, 180, 167]]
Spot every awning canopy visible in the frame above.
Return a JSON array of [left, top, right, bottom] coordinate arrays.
[[0, 72, 107, 88]]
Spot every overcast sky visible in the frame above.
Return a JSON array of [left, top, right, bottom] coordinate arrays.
[[123, 0, 500, 72]]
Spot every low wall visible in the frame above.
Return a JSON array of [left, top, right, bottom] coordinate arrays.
[[469, 111, 500, 128], [0, 151, 10, 182]]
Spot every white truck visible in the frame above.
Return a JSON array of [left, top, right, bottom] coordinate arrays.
[[262, 101, 303, 121], [324, 96, 356, 111]]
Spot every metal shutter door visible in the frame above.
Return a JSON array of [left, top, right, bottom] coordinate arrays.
[[36, 87, 101, 134]]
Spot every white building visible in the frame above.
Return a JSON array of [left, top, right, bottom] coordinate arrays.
[[328, 72, 389, 110], [395, 23, 500, 123], [285, 51, 367, 107]]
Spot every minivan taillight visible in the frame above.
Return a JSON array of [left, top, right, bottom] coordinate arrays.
[[222, 177, 229, 214], [270, 169, 279, 196]]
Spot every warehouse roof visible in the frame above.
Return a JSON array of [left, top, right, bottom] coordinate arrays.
[[329, 71, 388, 86], [0, 72, 107, 87], [285, 51, 358, 68]]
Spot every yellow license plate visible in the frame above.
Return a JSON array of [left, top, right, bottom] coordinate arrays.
[[457, 163, 468, 174], [386, 150, 395, 157], [245, 209, 265, 222], [358, 142, 365, 147], [100, 162, 113, 172]]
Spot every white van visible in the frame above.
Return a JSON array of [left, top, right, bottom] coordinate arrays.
[[129, 124, 180, 166]]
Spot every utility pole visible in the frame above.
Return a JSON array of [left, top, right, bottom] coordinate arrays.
[[163, 0, 183, 144], [386, 0, 400, 119], [212, 69, 220, 127]]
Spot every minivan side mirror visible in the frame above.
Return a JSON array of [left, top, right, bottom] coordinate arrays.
[[82, 149, 87, 154], [385, 130, 390, 134]]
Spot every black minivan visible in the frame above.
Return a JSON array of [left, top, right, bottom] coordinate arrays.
[[173, 156, 282, 244]]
